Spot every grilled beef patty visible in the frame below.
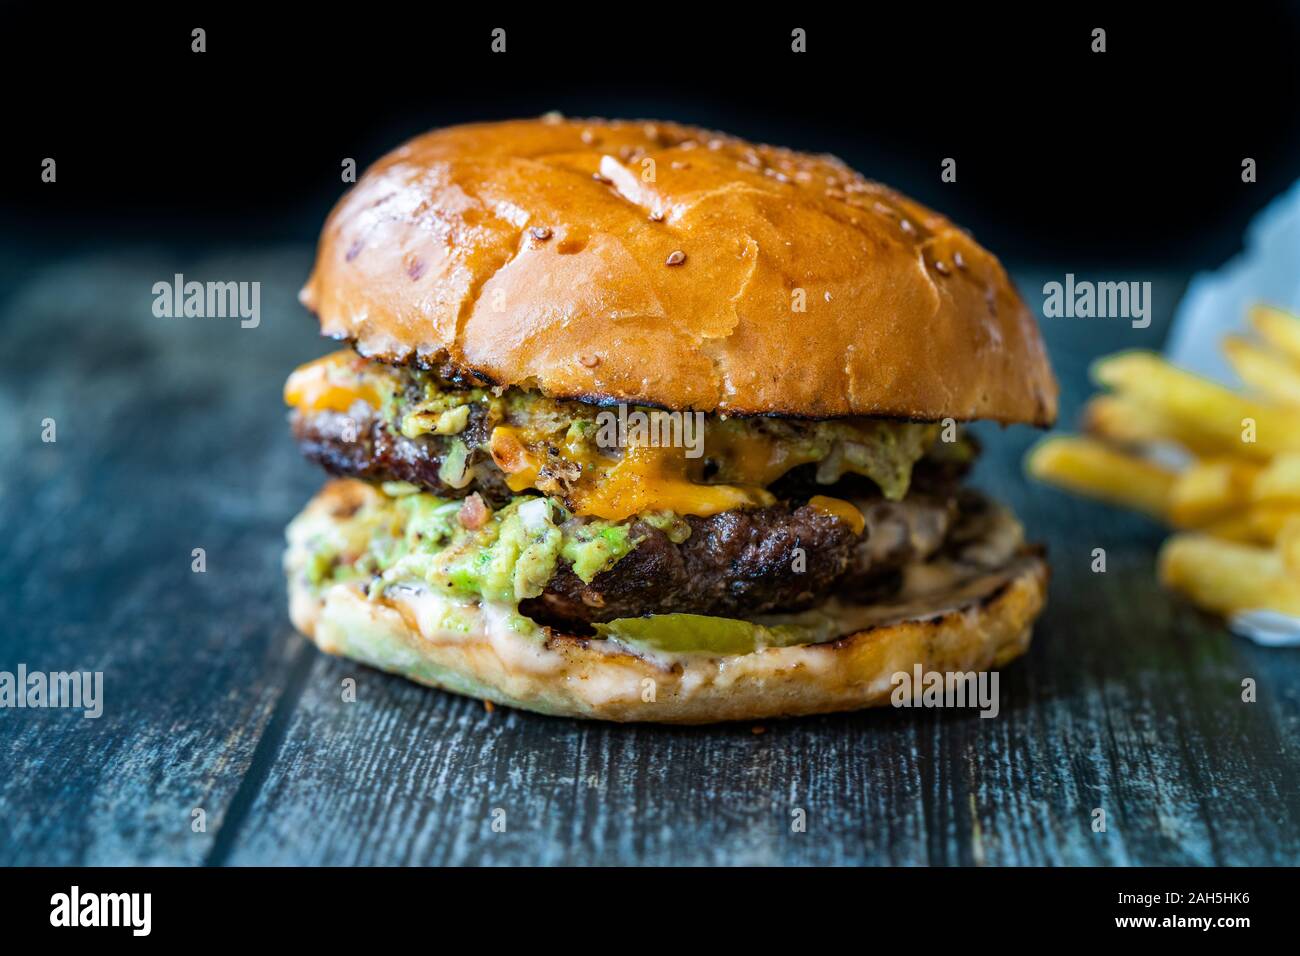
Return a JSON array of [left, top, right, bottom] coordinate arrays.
[[292, 403, 515, 504], [292, 403, 974, 508], [522, 493, 958, 627]]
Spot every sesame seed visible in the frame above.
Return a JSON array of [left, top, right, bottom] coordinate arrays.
[[579, 354, 600, 368], [826, 188, 847, 201], [530, 225, 552, 241], [665, 250, 687, 266], [649, 209, 665, 222], [671, 160, 690, 170], [592, 172, 611, 185], [953, 251, 967, 270], [580, 129, 597, 145], [900, 218, 916, 235], [933, 260, 950, 275]]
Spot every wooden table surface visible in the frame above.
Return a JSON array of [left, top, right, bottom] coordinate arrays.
[[2, 245, 1297, 866]]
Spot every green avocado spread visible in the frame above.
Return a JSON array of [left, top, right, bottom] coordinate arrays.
[[301, 489, 642, 605]]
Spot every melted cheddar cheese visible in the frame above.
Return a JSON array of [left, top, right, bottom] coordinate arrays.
[[490, 426, 774, 520], [571, 445, 775, 521], [489, 426, 542, 492], [704, 422, 824, 487], [284, 351, 385, 413], [807, 495, 866, 535]]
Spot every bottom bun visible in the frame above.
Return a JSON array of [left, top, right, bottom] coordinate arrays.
[[286, 480, 1048, 723]]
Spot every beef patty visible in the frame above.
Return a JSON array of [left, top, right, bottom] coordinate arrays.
[[293, 403, 974, 508], [293, 403, 515, 504], [522, 493, 959, 627]]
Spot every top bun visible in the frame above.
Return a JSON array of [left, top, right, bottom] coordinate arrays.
[[301, 116, 1057, 424]]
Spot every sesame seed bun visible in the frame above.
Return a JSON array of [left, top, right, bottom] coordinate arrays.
[[301, 116, 1057, 424]]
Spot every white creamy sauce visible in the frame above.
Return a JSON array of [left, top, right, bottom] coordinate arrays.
[[374, 583, 643, 706], [385, 584, 565, 675]]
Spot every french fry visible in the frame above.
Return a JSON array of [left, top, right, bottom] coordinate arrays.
[[1167, 458, 1261, 527], [1249, 304, 1300, 367], [1026, 307, 1300, 623], [1158, 533, 1300, 617], [1081, 394, 1222, 456], [1200, 505, 1300, 544], [1278, 516, 1300, 578], [1251, 452, 1300, 506], [1246, 504, 1300, 543], [1199, 513, 1261, 544], [1026, 435, 1175, 519], [1091, 350, 1300, 460], [1223, 335, 1300, 406]]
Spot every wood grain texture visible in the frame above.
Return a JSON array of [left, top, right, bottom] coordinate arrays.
[[1, 252, 1297, 866]]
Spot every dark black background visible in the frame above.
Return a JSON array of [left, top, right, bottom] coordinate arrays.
[[3, 4, 1299, 268]]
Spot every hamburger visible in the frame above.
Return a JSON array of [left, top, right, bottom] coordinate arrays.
[[283, 116, 1058, 723]]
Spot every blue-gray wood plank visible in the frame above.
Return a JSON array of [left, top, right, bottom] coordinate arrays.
[[1, 247, 1297, 865]]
